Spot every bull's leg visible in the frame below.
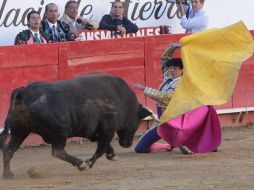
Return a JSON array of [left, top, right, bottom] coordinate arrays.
[[86, 128, 115, 168], [3, 132, 29, 178], [106, 145, 116, 160], [51, 140, 84, 171]]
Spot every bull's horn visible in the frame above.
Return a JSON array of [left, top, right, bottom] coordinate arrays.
[[142, 106, 160, 123], [151, 113, 160, 123]]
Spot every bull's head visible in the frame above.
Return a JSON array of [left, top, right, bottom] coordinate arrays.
[[117, 127, 137, 148], [117, 104, 157, 148]]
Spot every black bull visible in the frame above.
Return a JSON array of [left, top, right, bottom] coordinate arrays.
[[0, 73, 154, 178]]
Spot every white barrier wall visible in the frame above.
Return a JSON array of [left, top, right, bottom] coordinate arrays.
[[0, 0, 254, 46]]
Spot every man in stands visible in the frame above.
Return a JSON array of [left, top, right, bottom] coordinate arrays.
[[99, 0, 138, 36], [14, 11, 48, 45], [41, 3, 76, 42], [177, 0, 208, 33], [60, 1, 98, 36]]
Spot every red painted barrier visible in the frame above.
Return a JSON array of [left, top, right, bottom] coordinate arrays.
[[0, 33, 254, 143], [0, 44, 59, 129]]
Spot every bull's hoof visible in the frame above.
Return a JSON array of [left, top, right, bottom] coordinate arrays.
[[77, 162, 88, 171], [85, 160, 93, 169], [3, 171, 14, 179], [106, 153, 117, 161]]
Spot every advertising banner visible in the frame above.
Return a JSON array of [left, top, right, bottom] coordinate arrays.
[[0, 0, 254, 46]]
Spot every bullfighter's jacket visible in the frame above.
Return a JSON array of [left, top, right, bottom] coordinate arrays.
[[144, 77, 181, 108]]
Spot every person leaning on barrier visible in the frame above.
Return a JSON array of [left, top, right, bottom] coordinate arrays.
[[60, 0, 99, 36], [99, 0, 138, 36], [14, 11, 48, 45], [176, 0, 208, 33], [41, 3, 76, 42]]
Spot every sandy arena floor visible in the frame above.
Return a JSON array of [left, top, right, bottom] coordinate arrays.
[[0, 126, 254, 190]]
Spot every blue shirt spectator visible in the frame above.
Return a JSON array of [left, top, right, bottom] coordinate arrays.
[[177, 0, 208, 33]]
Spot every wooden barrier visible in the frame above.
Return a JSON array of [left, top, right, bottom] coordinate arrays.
[[0, 33, 254, 142]]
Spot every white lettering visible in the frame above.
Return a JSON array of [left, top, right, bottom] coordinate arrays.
[[79, 27, 161, 41], [146, 28, 154, 36], [136, 29, 144, 37], [86, 32, 94, 40], [100, 31, 112, 40], [130, 33, 135, 37], [155, 28, 161, 35], [94, 31, 100, 40]]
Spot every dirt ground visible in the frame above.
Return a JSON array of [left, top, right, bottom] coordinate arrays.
[[0, 126, 254, 190]]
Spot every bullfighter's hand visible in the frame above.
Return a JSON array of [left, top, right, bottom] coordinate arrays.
[[133, 83, 146, 90], [170, 43, 182, 49]]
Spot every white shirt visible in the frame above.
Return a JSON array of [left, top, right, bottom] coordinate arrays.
[[30, 29, 41, 39], [60, 13, 85, 32], [46, 20, 59, 38], [46, 20, 58, 29], [160, 77, 181, 93], [180, 7, 209, 33]]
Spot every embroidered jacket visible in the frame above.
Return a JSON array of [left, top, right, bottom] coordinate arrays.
[[145, 43, 182, 110], [144, 77, 182, 108], [14, 29, 48, 45], [41, 20, 76, 42]]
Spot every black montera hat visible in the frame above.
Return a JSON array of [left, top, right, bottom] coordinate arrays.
[[165, 58, 183, 69]]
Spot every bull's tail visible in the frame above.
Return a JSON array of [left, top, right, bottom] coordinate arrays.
[[0, 87, 25, 149]]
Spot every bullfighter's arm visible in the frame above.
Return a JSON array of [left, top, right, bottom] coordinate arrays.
[[160, 43, 182, 73], [160, 43, 182, 61], [144, 87, 174, 107]]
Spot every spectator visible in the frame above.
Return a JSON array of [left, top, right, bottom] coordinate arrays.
[[99, 0, 138, 36], [41, 3, 76, 42], [134, 43, 221, 154], [14, 11, 48, 45], [60, 0, 98, 36], [177, 0, 208, 33]]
